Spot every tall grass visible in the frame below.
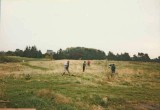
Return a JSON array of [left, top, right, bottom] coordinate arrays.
[[0, 60, 160, 110]]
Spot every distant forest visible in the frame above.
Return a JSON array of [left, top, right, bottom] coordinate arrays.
[[0, 46, 160, 62]]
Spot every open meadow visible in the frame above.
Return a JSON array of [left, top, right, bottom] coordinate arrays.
[[0, 58, 160, 110]]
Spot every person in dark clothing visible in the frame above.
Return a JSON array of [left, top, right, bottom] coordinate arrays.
[[109, 64, 116, 77], [109, 64, 116, 73], [111, 64, 116, 73], [83, 61, 86, 72]]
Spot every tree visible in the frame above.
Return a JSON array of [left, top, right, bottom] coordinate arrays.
[[6, 51, 15, 56], [37, 50, 43, 58], [23, 46, 30, 57], [122, 52, 131, 61], [15, 49, 23, 57], [56, 48, 65, 59], [107, 51, 116, 60], [132, 53, 150, 62], [143, 54, 150, 61], [0, 51, 5, 56], [54, 47, 106, 60], [132, 54, 138, 61], [23, 46, 43, 58]]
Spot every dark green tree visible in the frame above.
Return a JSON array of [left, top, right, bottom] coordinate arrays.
[[15, 49, 23, 57], [121, 52, 131, 61], [107, 51, 116, 60], [54, 47, 106, 60], [23, 46, 42, 58], [6, 51, 15, 56], [132, 54, 138, 61]]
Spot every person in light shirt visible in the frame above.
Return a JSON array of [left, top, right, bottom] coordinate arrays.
[[62, 61, 70, 76]]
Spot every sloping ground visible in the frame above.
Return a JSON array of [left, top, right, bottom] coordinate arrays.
[[0, 60, 160, 110]]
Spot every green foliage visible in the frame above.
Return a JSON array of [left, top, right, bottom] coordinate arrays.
[[107, 51, 131, 61], [152, 56, 160, 62], [6, 51, 15, 56], [54, 47, 106, 60], [15, 49, 23, 57], [0, 56, 21, 63], [1, 45, 159, 62], [107, 51, 116, 60], [106, 51, 153, 62], [23, 46, 43, 58], [2, 46, 43, 58], [136, 52, 150, 61], [0, 56, 47, 63]]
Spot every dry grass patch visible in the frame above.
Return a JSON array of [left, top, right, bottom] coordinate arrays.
[[37, 88, 72, 104], [54, 93, 72, 104], [127, 101, 160, 110], [75, 101, 85, 108], [75, 102, 91, 110], [0, 63, 23, 74], [37, 89, 54, 98], [90, 105, 104, 110], [118, 68, 135, 75]]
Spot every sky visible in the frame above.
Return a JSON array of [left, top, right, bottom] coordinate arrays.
[[0, 0, 160, 58]]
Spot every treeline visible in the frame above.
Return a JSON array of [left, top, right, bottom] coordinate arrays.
[[0, 46, 159, 62], [106, 51, 159, 62], [52, 47, 106, 60], [0, 46, 43, 58], [107, 51, 160, 62], [50, 47, 160, 62]]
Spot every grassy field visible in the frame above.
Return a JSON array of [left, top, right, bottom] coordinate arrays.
[[0, 59, 160, 110]]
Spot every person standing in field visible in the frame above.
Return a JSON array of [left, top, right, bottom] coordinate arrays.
[[62, 60, 70, 76], [83, 61, 86, 72], [109, 64, 116, 77], [111, 64, 116, 73]]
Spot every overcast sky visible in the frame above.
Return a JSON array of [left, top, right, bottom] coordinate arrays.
[[0, 0, 160, 58]]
